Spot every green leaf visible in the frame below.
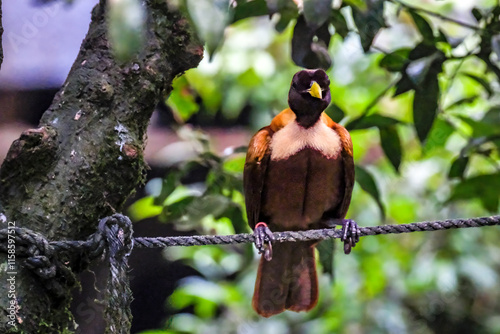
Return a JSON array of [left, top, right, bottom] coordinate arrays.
[[393, 74, 414, 96], [303, 0, 332, 28], [160, 196, 196, 223], [291, 15, 332, 69], [444, 95, 479, 111], [491, 35, 500, 62], [222, 155, 245, 173], [379, 126, 402, 172], [187, 0, 231, 57], [346, 114, 401, 131], [331, 9, 349, 39], [154, 171, 181, 206], [457, 115, 499, 138], [413, 63, 441, 143], [448, 173, 500, 212], [423, 118, 455, 152], [482, 106, 500, 125], [448, 156, 469, 179], [128, 196, 163, 221], [107, 0, 145, 62], [232, 0, 268, 23], [408, 42, 438, 60], [324, 103, 345, 123], [355, 165, 385, 219], [406, 52, 442, 86], [379, 48, 411, 72], [222, 203, 247, 234], [409, 11, 434, 44], [472, 7, 483, 22], [462, 73, 493, 97], [317, 239, 335, 277], [267, 0, 299, 32], [351, 0, 385, 52], [167, 79, 200, 122], [186, 195, 231, 222]]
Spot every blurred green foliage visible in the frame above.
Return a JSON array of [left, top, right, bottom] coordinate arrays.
[[129, 0, 500, 333]]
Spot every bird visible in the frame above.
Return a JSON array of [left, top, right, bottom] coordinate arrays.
[[243, 68, 357, 317]]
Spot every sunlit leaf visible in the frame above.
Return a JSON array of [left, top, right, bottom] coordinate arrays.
[[444, 95, 479, 111], [379, 126, 402, 172], [462, 73, 493, 97], [222, 155, 245, 173], [154, 170, 181, 206], [128, 196, 163, 221], [167, 80, 199, 123], [355, 165, 385, 219], [423, 118, 455, 152]]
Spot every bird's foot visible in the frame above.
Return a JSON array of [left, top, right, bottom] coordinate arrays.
[[340, 219, 360, 255], [254, 222, 274, 261]]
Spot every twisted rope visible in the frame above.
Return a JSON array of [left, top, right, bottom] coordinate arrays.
[[132, 215, 500, 247]]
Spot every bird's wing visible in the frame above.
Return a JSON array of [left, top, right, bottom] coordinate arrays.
[[244, 126, 273, 230], [244, 109, 295, 229], [321, 113, 355, 219]]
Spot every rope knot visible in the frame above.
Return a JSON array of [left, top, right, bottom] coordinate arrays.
[[98, 213, 134, 259], [1, 227, 76, 298], [97, 214, 134, 333]]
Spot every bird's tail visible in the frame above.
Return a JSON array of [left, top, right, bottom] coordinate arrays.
[[252, 241, 318, 317]]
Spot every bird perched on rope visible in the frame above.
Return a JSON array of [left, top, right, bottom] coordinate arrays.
[[244, 68, 358, 317]]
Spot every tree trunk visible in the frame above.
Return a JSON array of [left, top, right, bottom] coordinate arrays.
[[0, 0, 3, 69], [0, 0, 203, 332]]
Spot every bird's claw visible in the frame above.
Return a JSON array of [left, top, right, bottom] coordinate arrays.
[[254, 222, 275, 261], [340, 219, 359, 255]]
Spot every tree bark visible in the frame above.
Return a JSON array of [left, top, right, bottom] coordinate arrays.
[[0, 0, 3, 70], [0, 0, 203, 332]]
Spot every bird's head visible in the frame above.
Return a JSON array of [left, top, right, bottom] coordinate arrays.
[[288, 69, 331, 128]]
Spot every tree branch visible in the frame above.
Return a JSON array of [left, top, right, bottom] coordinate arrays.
[[390, 0, 481, 31], [0, 0, 203, 332]]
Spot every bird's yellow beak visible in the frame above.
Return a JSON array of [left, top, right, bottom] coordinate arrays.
[[308, 81, 322, 99]]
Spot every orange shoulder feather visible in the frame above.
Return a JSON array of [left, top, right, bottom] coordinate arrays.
[[270, 108, 296, 132]]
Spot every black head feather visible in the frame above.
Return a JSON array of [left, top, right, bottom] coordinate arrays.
[[288, 69, 331, 128]]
